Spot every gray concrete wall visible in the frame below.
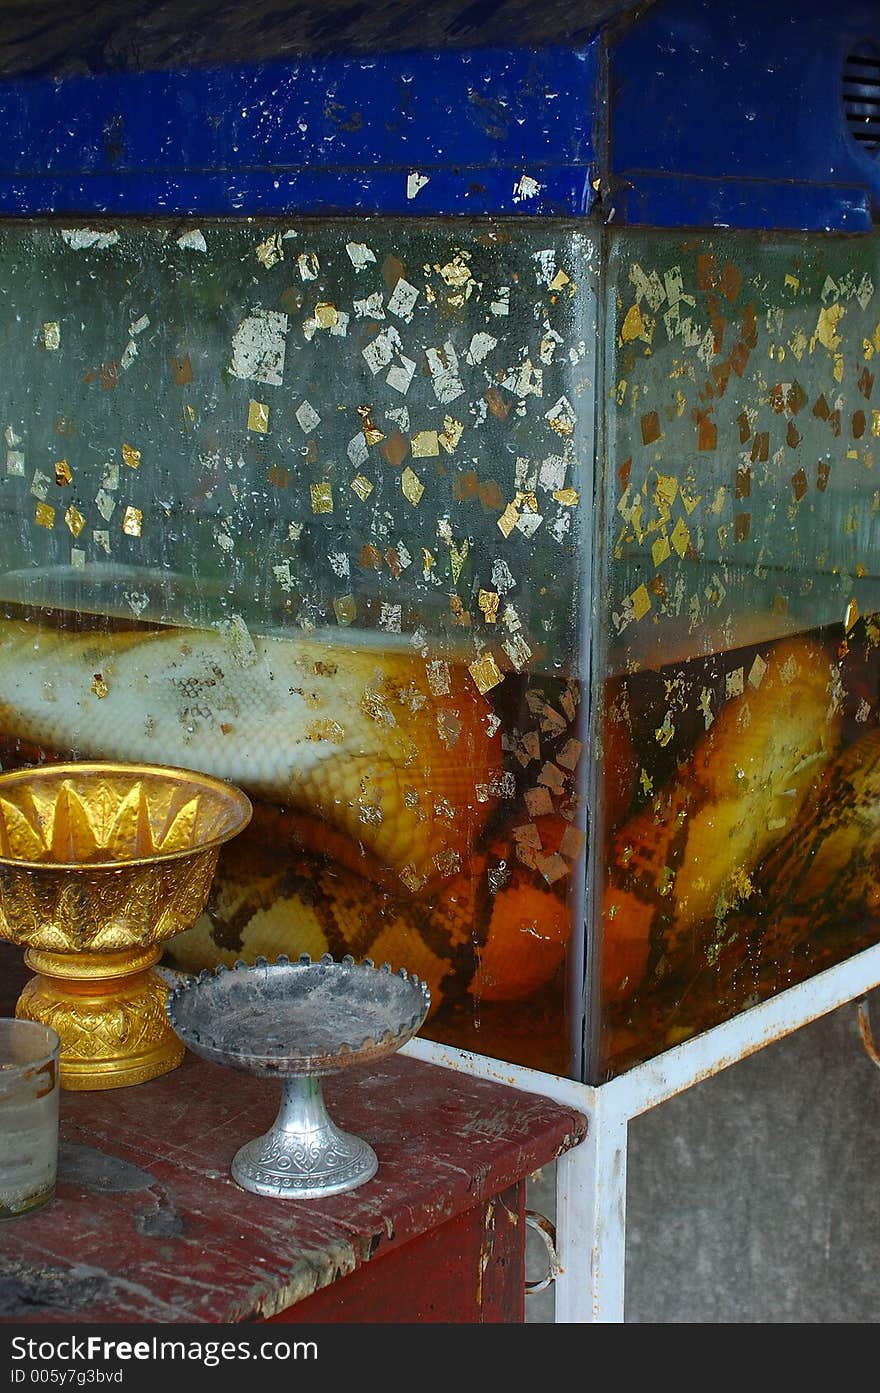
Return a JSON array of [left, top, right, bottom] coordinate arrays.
[[526, 983, 880, 1322]]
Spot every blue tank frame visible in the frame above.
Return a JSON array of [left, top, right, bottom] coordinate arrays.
[[0, 0, 875, 231]]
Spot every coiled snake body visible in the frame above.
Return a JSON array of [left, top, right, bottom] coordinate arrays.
[[601, 634, 880, 1004], [0, 617, 570, 1011]]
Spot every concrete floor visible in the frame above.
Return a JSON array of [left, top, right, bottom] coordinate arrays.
[[525, 982, 880, 1322]]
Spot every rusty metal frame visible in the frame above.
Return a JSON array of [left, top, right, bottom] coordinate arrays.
[[403, 938, 880, 1322]]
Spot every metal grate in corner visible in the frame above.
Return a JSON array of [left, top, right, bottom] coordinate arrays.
[[843, 41, 880, 155]]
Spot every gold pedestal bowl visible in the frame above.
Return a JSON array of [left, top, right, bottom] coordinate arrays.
[[0, 761, 252, 1090]]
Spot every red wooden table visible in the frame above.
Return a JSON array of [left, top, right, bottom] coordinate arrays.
[[0, 946, 586, 1324]]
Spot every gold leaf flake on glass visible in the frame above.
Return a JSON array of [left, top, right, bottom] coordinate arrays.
[[538, 853, 568, 886], [654, 718, 673, 752], [671, 517, 690, 556], [438, 254, 473, 289], [556, 738, 582, 770], [54, 459, 72, 486], [64, 505, 86, 538], [655, 474, 678, 509], [680, 486, 701, 514], [657, 866, 675, 897], [448, 539, 469, 584], [652, 534, 671, 567], [631, 584, 651, 621], [256, 233, 284, 268], [42, 322, 61, 350], [478, 590, 500, 624], [350, 474, 373, 501], [468, 651, 504, 695], [439, 416, 464, 453], [121, 442, 141, 469], [514, 823, 542, 853], [398, 865, 423, 893], [553, 488, 579, 507], [433, 850, 461, 878], [812, 303, 844, 352], [411, 430, 439, 458], [560, 824, 585, 859], [547, 409, 575, 437], [726, 668, 744, 698], [524, 786, 554, 817], [621, 304, 644, 342], [122, 505, 143, 537], [502, 634, 531, 671], [310, 482, 333, 514], [497, 502, 519, 537], [401, 467, 424, 505], [35, 501, 55, 529], [426, 660, 450, 696], [514, 490, 539, 514], [333, 594, 356, 626], [91, 673, 109, 699], [306, 719, 345, 744], [247, 400, 270, 433]]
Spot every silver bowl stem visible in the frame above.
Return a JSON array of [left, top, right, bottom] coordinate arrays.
[[232, 1074, 378, 1200]]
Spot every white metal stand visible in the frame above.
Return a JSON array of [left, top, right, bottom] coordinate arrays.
[[402, 939, 880, 1322]]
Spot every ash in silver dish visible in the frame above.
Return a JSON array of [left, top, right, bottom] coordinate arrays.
[[165, 953, 431, 1199]]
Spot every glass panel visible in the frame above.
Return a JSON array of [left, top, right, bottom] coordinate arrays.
[[0, 218, 596, 1079], [597, 228, 880, 1078]]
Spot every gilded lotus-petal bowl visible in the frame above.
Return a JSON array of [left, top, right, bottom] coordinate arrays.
[[0, 761, 252, 1090]]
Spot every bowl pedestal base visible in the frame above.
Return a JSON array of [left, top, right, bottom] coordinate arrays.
[[15, 946, 185, 1091], [232, 1074, 379, 1200]]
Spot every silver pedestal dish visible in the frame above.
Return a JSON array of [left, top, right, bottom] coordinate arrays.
[[165, 953, 431, 1200]]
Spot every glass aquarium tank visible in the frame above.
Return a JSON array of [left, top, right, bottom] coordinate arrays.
[[596, 228, 880, 1076], [0, 218, 595, 1079], [0, 0, 877, 1085]]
